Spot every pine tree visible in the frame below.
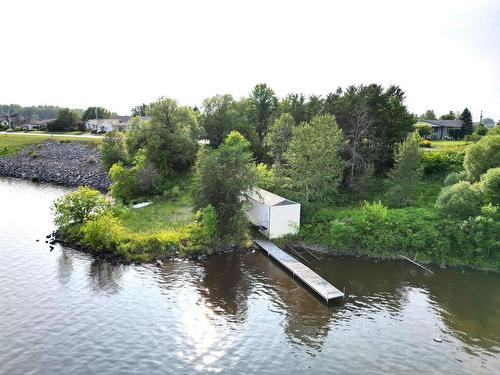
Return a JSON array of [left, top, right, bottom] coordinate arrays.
[[459, 108, 474, 138], [385, 132, 423, 207]]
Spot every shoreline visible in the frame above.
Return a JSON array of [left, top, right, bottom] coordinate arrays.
[[0, 140, 110, 191]]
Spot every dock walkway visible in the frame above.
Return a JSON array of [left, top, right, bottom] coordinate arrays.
[[254, 239, 344, 302]]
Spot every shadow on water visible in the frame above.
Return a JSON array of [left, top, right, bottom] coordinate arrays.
[[57, 248, 74, 285], [87, 259, 125, 295]]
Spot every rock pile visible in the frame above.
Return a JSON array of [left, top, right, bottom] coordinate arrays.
[[0, 141, 110, 191]]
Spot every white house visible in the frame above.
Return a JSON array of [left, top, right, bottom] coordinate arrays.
[[85, 118, 128, 132], [246, 188, 301, 239]]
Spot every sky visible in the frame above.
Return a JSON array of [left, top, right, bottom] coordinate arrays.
[[2, 0, 499, 120]]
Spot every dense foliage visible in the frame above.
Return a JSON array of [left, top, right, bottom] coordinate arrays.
[[193, 131, 258, 244], [82, 107, 114, 122], [47, 108, 81, 131], [101, 130, 126, 171], [275, 114, 346, 205], [52, 187, 110, 228], [464, 135, 500, 181], [385, 133, 423, 207]]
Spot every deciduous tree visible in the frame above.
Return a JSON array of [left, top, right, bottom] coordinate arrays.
[[193, 131, 258, 244], [277, 114, 346, 205]]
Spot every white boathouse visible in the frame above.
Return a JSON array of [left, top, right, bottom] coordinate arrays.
[[246, 188, 300, 239]]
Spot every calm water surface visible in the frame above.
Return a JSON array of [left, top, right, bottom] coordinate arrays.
[[0, 178, 499, 374]]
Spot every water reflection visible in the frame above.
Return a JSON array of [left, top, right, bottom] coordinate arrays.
[[198, 254, 250, 321], [88, 260, 124, 294], [57, 248, 74, 285]]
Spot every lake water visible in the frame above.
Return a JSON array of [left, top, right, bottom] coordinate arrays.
[[0, 177, 499, 374]]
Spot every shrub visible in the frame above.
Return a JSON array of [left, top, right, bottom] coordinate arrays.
[[435, 181, 483, 219], [467, 204, 500, 262], [479, 167, 500, 205], [53, 187, 110, 228], [385, 132, 423, 207], [420, 139, 432, 148], [30, 151, 39, 158], [464, 135, 500, 181], [81, 212, 124, 253], [109, 163, 140, 203], [488, 127, 500, 135], [475, 125, 488, 136], [421, 151, 464, 174], [443, 170, 467, 186], [415, 123, 432, 137], [464, 134, 481, 142], [101, 130, 126, 171]]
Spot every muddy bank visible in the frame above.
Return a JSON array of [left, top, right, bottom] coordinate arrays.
[[0, 141, 110, 191]]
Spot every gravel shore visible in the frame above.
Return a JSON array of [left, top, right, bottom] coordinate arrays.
[[0, 141, 110, 191]]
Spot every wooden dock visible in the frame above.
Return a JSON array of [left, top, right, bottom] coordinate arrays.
[[254, 239, 344, 302]]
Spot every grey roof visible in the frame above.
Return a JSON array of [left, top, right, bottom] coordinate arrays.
[[248, 188, 299, 207], [420, 120, 462, 128]]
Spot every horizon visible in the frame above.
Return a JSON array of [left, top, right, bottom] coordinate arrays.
[[2, 0, 499, 121]]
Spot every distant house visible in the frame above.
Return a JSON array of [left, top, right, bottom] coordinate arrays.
[[419, 120, 462, 140], [0, 113, 26, 129], [20, 118, 54, 131], [85, 116, 131, 133], [246, 188, 301, 239]]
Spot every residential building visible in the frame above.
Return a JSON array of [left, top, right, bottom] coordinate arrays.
[[419, 119, 462, 139]]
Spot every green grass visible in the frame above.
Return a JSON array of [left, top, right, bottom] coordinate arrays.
[[29, 130, 89, 135], [0, 133, 102, 156], [430, 140, 470, 152], [117, 189, 195, 233]]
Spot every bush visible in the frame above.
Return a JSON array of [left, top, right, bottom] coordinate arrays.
[[101, 130, 126, 171], [464, 134, 481, 142], [420, 139, 432, 148], [421, 151, 464, 174], [256, 163, 276, 191], [464, 135, 500, 181], [435, 181, 483, 219], [479, 167, 500, 205], [415, 123, 432, 137], [443, 170, 467, 186], [488, 127, 500, 135], [475, 125, 488, 136], [53, 187, 110, 228], [109, 163, 141, 203], [81, 212, 124, 253]]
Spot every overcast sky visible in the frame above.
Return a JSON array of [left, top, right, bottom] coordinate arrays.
[[2, 0, 499, 120]]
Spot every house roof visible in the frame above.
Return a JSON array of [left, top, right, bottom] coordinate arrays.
[[420, 120, 462, 128], [248, 188, 298, 207]]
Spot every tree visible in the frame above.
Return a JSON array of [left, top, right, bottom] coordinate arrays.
[[279, 93, 307, 125], [277, 114, 346, 205], [82, 107, 113, 122], [421, 110, 436, 120], [248, 83, 278, 160], [306, 95, 324, 121], [47, 108, 80, 131], [200, 94, 236, 147], [193, 131, 258, 244], [142, 97, 202, 177], [265, 113, 294, 164], [459, 108, 474, 138], [52, 187, 110, 228], [101, 130, 126, 171], [323, 84, 416, 172], [475, 124, 488, 136], [385, 132, 424, 207], [343, 103, 374, 186], [131, 103, 148, 117], [440, 111, 457, 120], [415, 123, 432, 137]]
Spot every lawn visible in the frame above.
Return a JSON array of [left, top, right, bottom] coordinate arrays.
[[430, 140, 470, 152], [117, 195, 194, 232], [0, 133, 102, 156]]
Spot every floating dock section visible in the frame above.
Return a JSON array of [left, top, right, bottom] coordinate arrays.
[[254, 239, 344, 303]]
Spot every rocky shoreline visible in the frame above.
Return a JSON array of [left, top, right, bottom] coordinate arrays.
[[0, 141, 110, 191]]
